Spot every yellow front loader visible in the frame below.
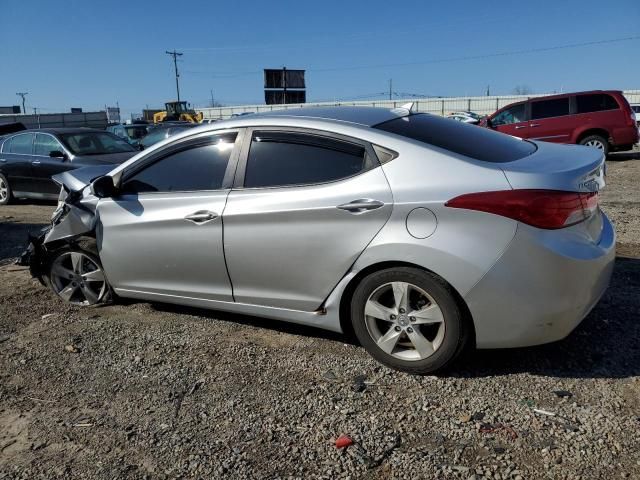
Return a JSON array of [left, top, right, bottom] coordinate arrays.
[[153, 101, 203, 123]]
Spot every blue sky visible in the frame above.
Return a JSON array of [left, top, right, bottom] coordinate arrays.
[[1, 0, 639, 118]]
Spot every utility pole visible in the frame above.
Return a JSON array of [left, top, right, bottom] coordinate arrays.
[[165, 50, 183, 102], [388, 79, 392, 100], [16, 92, 28, 114], [282, 66, 287, 105], [210, 89, 215, 108]]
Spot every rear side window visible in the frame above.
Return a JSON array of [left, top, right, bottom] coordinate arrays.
[[122, 134, 236, 193], [374, 114, 536, 163], [576, 94, 619, 113], [6, 133, 34, 154], [244, 132, 367, 188], [530, 98, 570, 119]]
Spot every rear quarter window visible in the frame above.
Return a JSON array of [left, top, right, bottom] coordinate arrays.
[[576, 94, 620, 113], [374, 114, 536, 163]]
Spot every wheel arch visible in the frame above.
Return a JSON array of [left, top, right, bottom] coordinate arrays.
[[575, 127, 610, 145], [338, 260, 476, 347]]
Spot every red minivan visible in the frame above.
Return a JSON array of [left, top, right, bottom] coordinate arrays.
[[482, 90, 638, 155]]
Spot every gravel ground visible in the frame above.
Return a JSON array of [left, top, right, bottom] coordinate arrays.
[[1, 154, 639, 479]]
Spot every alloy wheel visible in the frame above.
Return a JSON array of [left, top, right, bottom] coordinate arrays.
[[584, 139, 605, 151], [364, 281, 445, 361], [50, 251, 107, 305], [0, 177, 7, 202]]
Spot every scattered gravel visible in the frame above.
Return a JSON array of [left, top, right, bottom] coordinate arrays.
[[0, 156, 639, 479]]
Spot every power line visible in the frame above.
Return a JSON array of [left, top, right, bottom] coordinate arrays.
[[165, 50, 184, 102], [181, 35, 640, 79]]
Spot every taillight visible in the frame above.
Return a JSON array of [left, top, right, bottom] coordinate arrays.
[[445, 189, 599, 229]]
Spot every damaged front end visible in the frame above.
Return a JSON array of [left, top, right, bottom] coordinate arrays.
[[16, 166, 109, 283]]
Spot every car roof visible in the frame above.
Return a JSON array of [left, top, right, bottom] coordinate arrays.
[[17, 128, 108, 135], [250, 106, 407, 127]]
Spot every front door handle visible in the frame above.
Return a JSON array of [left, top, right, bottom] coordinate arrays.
[[337, 199, 384, 213], [514, 125, 527, 130], [31, 160, 41, 165], [184, 210, 217, 224], [0, 159, 6, 163]]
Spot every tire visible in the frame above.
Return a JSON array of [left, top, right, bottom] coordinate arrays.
[[0, 173, 13, 205], [350, 267, 468, 375], [579, 135, 609, 156], [44, 241, 112, 306]]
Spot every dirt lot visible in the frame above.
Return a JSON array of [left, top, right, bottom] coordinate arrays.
[[1, 154, 639, 479]]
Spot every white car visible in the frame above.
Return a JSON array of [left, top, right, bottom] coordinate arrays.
[[446, 111, 482, 124]]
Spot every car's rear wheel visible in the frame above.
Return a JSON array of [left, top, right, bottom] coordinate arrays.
[[0, 174, 13, 205], [351, 267, 468, 374], [47, 246, 110, 306], [579, 135, 609, 156]]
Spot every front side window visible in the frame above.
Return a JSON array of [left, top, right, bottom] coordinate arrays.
[[244, 132, 367, 188], [122, 134, 237, 193], [7, 133, 34, 154], [530, 98, 570, 119], [60, 132, 135, 155], [491, 104, 526, 126], [576, 94, 619, 114], [34, 134, 64, 156]]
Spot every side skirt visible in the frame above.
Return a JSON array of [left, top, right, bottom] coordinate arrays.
[[115, 286, 345, 333]]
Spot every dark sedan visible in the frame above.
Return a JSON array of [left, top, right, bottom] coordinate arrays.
[[0, 128, 137, 204]]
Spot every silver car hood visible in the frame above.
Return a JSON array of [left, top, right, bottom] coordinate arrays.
[[52, 165, 115, 193]]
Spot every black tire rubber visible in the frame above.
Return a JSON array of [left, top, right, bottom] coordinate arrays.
[[0, 173, 13, 205], [351, 267, 468, 375], [578, 135, 609, 156], [43, 239, 113, 306]]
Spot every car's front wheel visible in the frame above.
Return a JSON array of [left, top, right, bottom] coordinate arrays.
[[0, 173, 13, 205], [46, 245, 111, 306], [351, 267, 468, 374]]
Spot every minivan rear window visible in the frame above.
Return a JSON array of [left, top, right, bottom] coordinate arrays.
[[373, 114, 536, 163]]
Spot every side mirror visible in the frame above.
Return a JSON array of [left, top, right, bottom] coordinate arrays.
[[49, 150, 68, 160], [138, 144, 145, 151], [484, 117, 493, 128], [90, 175, 118, 198]]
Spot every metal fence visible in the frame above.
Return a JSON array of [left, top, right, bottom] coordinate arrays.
[[199, 90, 640, 120], [0, 111, 108, 129]]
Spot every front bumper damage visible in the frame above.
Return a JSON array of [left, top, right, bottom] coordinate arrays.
[[16, 170, 102, 283]]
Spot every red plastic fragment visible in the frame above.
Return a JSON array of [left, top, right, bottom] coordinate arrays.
[[335, 434, 354, 449]]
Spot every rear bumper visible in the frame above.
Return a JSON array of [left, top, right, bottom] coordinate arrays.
[[464, 214, 615, 349], [611, 125, 639, 146]]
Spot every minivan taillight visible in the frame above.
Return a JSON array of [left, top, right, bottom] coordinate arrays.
[[445, 189, 598, 229]]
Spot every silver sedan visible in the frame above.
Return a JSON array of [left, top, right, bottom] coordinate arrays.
[[22, 105, 615, 374]]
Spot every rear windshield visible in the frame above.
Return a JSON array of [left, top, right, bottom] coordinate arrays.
[[374, 113, 536, 163]]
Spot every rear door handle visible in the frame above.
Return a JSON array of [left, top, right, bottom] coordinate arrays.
[[0, 159, 6, 163], [337, 199, 384, 213], [184, 210, 217, 224], [530, 123, 541, 127], [514, 125, 527, 130], [31, 160, 41, 165]]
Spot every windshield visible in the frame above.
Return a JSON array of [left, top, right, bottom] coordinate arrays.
[[60, 132, 136, 155]]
